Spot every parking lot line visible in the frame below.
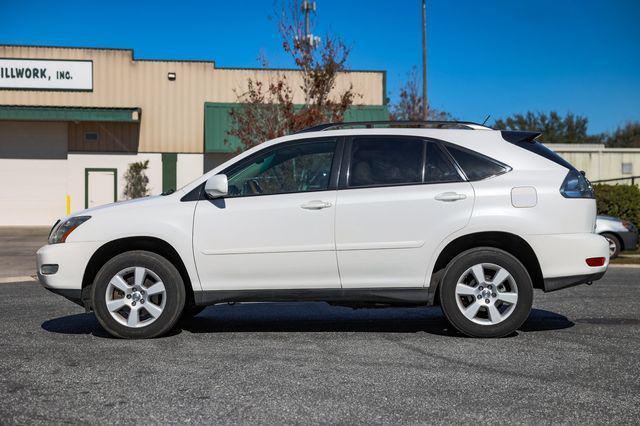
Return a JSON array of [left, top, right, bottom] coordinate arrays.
[[0, 275, 37, 284]]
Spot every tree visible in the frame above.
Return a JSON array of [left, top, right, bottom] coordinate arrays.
[[228, 0, 357, 152], [391, 68, 452, 121], [605, 122, 640, 147], [493, 111, 604, 143], [123, 160, 149, 199]]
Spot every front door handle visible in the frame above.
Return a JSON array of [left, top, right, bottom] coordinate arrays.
[[435, 192, 467, 202], [301, 200, 333, 210]]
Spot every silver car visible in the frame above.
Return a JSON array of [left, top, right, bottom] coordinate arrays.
[[596, 215, 638, 258]]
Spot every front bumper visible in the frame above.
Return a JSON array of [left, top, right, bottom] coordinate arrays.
[[36, 241, 103, 293], [43, 287, 84, 306]]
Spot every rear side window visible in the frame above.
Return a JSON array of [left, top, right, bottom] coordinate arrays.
[[509, 140, 574, 170], [445, 144, 510, 181], [349, 137, 422, 187], [425, 142, 462, 183]]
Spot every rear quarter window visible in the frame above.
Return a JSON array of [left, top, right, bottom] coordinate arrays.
[[444, 144, 511, 181]]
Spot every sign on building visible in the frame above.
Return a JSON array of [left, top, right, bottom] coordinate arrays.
[[0, 59, 93, 91]]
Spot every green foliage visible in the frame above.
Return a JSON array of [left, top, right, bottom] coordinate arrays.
[[594, 184, 640, 226], [605, 122, 640, 147], [493, 111, 604, 144], [123, 160, 150, 199]]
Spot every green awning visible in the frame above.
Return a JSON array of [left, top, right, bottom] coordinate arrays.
[[0, 106, 140, 122]]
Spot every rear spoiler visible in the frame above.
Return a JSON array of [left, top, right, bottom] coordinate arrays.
[[500, 131, 542, 143]]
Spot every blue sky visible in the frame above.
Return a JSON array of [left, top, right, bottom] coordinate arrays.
[[1, 0, 638, 133]]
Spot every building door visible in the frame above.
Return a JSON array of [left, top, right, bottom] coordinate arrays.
[[86, 168, 117, 208]]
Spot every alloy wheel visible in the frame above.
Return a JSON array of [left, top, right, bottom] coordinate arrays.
[[105, 266, 167, 328], [605, 236, 617, 257], [454, 263, 518, 325]]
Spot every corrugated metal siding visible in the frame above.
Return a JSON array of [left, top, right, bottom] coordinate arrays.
[[0, 46, 385, 154], [204, 103, 390, 153], [204, 103, 241, 153], [343, 105, 390, 122]]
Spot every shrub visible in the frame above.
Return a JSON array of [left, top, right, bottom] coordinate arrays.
[[123, 160, 150, 199], [593, 184, 640, 226]]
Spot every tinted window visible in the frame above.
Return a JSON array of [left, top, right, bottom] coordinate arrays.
[[445, 145, 509, 181], [425, 142, 462, 183], [349, 137, 422, 187], [227, 140, 336, 197], [505, 139, 574, 170]]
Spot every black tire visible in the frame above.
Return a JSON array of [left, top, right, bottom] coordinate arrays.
[[601, 232, 621, 259], [439, 247, 533, 338], [91, 250, 186, 339]]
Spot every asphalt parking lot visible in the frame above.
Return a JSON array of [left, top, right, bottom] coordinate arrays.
[[1, 228, 639, 424]]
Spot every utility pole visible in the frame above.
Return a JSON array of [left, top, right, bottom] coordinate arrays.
[[301, 1, 319, 47], [421, 0, 428, 120]]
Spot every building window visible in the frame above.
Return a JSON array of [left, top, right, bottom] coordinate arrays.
[[84, 132, 99, 142], [622, 162, 633, 175]]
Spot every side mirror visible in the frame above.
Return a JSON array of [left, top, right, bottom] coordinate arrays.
[[204, 174, 228, 198]]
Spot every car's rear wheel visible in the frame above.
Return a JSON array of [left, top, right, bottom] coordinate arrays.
[[439, 247, 533, 338], [91, 250, 186, 339], [601, 232, 621, 259]]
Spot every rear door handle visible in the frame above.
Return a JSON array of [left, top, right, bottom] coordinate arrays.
[[435, 192, 467, 202], [301, 200, 333, 210]]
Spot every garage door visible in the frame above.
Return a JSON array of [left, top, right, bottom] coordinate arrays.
[[0, 121, 68, 226]]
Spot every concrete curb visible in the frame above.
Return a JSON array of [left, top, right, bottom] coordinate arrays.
[[0, 276, 37, 284], [608, 264, 640, 269]]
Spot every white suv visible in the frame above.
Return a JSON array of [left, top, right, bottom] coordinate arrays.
[[37, 122, 609, 339]]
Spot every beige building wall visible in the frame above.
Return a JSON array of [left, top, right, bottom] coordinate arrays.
[[0, 45, 385, 154], [547, 144, 640, 182]]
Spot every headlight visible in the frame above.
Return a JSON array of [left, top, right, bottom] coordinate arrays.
[[48, 216, 91, 244]]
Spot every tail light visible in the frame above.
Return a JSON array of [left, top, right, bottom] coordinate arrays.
[[586, 257, 605, 267], [560, 169, 595, 199], [622, 220, 636, 231]]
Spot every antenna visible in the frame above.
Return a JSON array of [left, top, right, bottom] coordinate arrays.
[[299, 1, 320, 48], [482, 114, 491, 126]]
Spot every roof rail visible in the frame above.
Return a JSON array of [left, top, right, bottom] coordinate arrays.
[[294, 120, 493, 134]]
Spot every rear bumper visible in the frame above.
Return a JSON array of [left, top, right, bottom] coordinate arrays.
[[526, 233, 609, 279], [543, 271, 606, 292]]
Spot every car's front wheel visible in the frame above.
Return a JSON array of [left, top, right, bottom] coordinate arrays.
[[91, 250, 186, 339], [439, 247, 533, 338]]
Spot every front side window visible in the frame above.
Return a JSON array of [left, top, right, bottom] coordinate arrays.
[[349, 137, 423, 187], [445, 144, 510, 181], [227, 140, 336, 197]]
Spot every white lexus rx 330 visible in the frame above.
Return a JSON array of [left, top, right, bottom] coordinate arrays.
[[37, 122, 609, 339]]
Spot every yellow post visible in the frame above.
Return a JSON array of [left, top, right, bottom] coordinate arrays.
[[66, 195, 71, 215]]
